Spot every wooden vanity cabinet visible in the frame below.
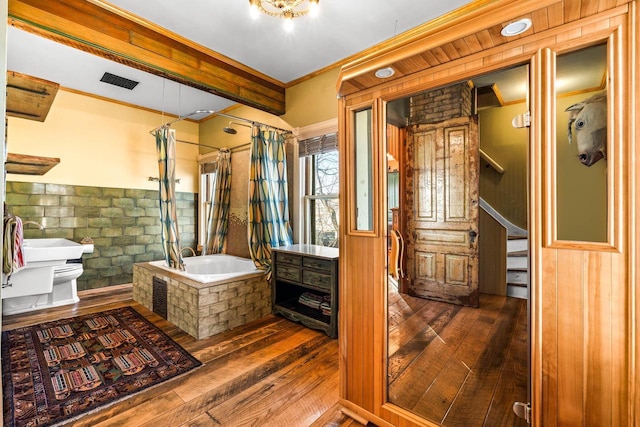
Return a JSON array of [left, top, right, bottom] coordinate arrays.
[[271, 244, 339, 338]]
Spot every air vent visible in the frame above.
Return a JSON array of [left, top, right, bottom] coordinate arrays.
[[99, 72, 139, 90]]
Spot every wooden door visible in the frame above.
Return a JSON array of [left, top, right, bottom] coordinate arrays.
[[407, 116, 479, 307]]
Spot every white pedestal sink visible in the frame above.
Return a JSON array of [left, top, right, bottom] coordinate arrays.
[[22, 238, 85, 263], [2, 238, 84, 300]]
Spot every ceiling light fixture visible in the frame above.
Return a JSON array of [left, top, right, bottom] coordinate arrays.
[[375, 67, 395, 79], [249, 0, 319, 30], [500, 18, 532, 37]]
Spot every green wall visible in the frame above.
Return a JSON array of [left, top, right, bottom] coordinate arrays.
[[479, 103, 529, 229], [6, 181, 196, 290], [555, 91, 607, 242], [479, 89, 607, 241]]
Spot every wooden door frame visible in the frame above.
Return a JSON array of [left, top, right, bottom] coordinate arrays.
[[338, 2, 637, 426]]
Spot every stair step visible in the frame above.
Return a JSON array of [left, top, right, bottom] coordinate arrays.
[[507, 281, 527, 288], [507, 270, 528, 284], [507, 256, 528, 270], [507, 238, 528, 253], [508, 249, 528, 257], [507, 284, 528, 299]]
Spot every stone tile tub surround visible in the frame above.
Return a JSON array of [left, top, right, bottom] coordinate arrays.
[[5, 181, 197, 291], [133, 262, 271, 340]]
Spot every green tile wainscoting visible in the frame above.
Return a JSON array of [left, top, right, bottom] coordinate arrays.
[[5, 181, 197, 291]]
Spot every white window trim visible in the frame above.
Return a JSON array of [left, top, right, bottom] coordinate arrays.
[[293, 118, 338, 245]]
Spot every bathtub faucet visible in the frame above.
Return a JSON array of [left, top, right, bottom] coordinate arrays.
[[180, 247, 196, 257]]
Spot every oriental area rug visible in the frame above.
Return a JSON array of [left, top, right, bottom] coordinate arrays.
[[2, 306, 202, 427]]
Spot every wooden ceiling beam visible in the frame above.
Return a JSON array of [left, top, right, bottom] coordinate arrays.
[[8, 0, 286, 115]]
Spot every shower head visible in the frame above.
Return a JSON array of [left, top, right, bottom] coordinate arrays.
[[222, 125, 237, 135], [222, 121, 251, 135]]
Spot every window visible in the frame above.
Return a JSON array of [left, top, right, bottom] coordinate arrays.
[[197, 155, 219, 250], [300, 133, 339, 248]]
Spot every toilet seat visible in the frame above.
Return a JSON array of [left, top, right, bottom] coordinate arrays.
[[53, 263, 83, 283]]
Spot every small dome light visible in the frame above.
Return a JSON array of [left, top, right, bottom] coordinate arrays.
[[501, 18, 532, 37], [375, 67, 395, 79]]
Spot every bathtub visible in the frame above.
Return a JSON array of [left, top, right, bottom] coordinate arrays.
[[149, 254, 262, 284], [135, 254, 271, 339]]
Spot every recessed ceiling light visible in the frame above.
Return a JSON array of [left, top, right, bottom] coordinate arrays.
[[375, 67, 395, 79], [501, 18, 532, 37]]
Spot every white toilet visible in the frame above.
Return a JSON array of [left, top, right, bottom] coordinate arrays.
[[49, 262, 84, 306], [2, 262, 83, 315]]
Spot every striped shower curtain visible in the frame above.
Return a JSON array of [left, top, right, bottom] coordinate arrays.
[[204, 150, 231, 254], [155, 126, 184, 270], [248, 126, 293, 272]]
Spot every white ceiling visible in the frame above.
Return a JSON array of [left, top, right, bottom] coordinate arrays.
[[7, 0, 474, 120], [7, 1, 606, 120]]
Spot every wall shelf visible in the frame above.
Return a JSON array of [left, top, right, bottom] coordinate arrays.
[[5, 153, 60, 175], [7, 71, 59, 122]]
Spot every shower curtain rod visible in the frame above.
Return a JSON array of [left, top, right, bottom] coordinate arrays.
[[148, 109, 293, 137]]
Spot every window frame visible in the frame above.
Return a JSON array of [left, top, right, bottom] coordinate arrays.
[[303, 151, 339, 247], [294, 119, 339, 246]]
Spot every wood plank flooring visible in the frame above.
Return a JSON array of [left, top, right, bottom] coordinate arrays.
[[388, 287, 528, 427], [2, 285, 362, 427], [2, 284, 528, 426]]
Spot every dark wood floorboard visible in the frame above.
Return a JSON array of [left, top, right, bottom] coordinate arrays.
[[2, 285, 363, 427], [388, 291, 528, 427]]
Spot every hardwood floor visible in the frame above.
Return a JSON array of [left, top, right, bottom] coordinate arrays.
[[2, 285, 528, 427], [388, 287, 528, 427], [2, 285, 363, 427]]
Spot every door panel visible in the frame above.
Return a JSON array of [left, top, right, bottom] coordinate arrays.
[[408, 116, 479, 307]]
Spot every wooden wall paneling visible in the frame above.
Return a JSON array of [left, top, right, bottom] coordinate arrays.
[[338, 2, 637, 426], [539, 250, 559, 426], [632, 3, 639, 424], [338, 95, 350, 402], [584, 251, 613, 424], [528, 49, 545, 427], [374, 97, 389, 422], [339, 3, 631, 98], [537, 48, 560, 427], [337, 0, 562, 90], [555, 250, 585, 425], [478, 209, 507, 296]]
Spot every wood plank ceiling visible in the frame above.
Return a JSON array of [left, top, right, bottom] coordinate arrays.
[[338, 0, 628, 96], [7, 0, 286, 115]]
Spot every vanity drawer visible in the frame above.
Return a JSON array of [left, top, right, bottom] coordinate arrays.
[[277, 253, 302, 266], [302, 269, 332, 291], [275, 265, 301, 282], [302, 256, 333, 272]]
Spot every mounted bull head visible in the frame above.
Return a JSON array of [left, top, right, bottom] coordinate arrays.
[[565, 92, 607, 167]]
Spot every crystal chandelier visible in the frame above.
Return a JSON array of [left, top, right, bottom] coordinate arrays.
[[249, 0, 320, 30]]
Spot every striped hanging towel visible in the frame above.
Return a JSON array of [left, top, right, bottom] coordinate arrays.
[[3, 215, 25, 276]]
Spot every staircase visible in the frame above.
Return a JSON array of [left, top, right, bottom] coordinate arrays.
[[480, 199, 528, 300], [507, 236, 528, 299]]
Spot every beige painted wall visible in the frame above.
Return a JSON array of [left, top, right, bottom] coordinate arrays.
[[199, 67, 340, 152], [199, 105, 293, 153], [282, 68, 340, 127], [7, 90, 200, 193]]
